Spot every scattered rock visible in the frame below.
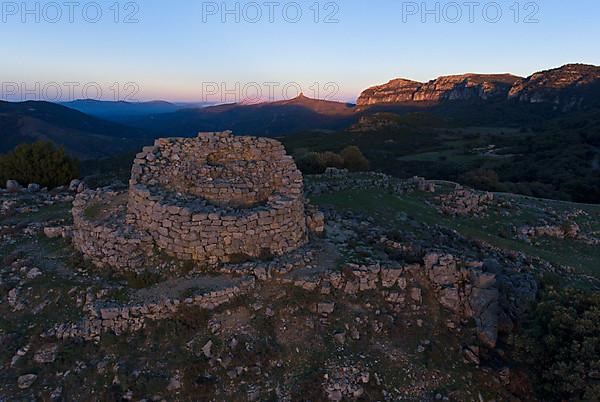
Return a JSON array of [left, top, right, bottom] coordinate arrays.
[[463, 346, 480, 365], [317, 302, 335, 314], [18, 374, 37, 389], [202, 340, 213, 358], [27, 267, 43, 279], [34, 344, 58, 364], [499, 367, 511, 385], [333, 332, 346, 345], [69, 179, 81, 192], [6, 180, 22, 193], [27, 183, 41, 192], [167, 372, 182, 391]]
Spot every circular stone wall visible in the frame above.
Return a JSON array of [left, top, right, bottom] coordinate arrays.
[[126, 131, 307, 264]]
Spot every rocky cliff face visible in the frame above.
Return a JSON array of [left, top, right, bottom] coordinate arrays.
[[357, 78, 423, 105], [508, 64, 600, 110], [357, 74, 521, 106], [357, 64, 600, 110]]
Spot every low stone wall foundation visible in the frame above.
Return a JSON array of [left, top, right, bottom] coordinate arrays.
[[72, 132, 313, 270]]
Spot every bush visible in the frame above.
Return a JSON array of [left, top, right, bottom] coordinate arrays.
[[461, 168, 502, 191], [340, 146, 370, 171], [0, 141, 79, 188], [296, 151, 344, 174], [294, 146, 370, 174], [316, 151, 344, 169], [296, 152, 326, 174], [515, 286, 600, 401]]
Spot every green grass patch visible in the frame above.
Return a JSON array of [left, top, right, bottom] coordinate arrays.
[[0, 202, 71, 225], [313, 188, 600, 279]]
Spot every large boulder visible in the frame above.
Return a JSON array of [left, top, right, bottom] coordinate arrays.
[[424, 253, 500, 348], [6, 180, 21, 193], [17, 374, 37, 389], [68, 179, 80, 191]]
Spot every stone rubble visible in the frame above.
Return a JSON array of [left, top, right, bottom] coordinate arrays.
[[17, 374, 37, 389], [436, 186, 494, 217], [49, 277, 256, 341], [306, 168, 436, 195]]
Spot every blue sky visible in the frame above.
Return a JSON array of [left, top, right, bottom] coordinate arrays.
[[1, 0, 599, 102]]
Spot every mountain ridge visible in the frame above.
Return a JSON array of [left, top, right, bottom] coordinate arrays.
[[60, 99, 192, 122], [357, 64, 600, 110], [0, 100, 148, 159], [129, 94, 357, 137]]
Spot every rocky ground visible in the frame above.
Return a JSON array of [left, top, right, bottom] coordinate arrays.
[[1, 173, 599, 401]]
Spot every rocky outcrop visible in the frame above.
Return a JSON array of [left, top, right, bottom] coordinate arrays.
[[357, 64, 600, 110], [424, 253, 537, 348], [424, 253, 499, 348], [357, 78, 423, 105], [357, 74, 520, 106], [518, 223, 580, 240], [436, 187, 494, 217], [415, 74, 519, 102], [508, 64, 600, 110]]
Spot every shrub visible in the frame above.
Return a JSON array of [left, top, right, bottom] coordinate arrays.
[[340, 146, 370, 171], [294, 146, 370, 174], [461, 168, 501, 191], [296, 152, 326, 174], [316, 151, 344, 169], [0, 141, 79, 188], [515, 286, 600, 401], [296, 151, 343, 174]]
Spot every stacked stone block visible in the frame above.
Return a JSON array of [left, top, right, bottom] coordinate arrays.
[[72, 132, 311, 269], [72, 190, 154, 270]]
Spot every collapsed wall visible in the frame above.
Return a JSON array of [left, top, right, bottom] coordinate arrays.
[[72, 132, 314, 270]]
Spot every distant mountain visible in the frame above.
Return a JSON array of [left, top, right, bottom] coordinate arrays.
[[358, 64, 600, 111], [0, 101, 149, 159], [130, 94, 357, 137], [3, 64, 599, 161], [60, 99, 211, 123], [508, 64, 600, 110], [357, 74, 521, 106]]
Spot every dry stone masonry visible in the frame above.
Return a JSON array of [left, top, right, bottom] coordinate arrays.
[[72, 132, 316, 270], [50, 277, 256, 341], [72, 190, 154, 270], [306, 168, 436, 196], [436, 186, 494, 217]]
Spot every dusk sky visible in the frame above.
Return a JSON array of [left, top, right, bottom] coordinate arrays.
[[2, 0, 599, 102]]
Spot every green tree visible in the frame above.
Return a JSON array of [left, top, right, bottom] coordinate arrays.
[[462, 168, 502, 191], [515, 286, 600, 401], [316, 151, 344, 170], [296, 152, 326, 174], [340, 146, 370, 171], [0, 141, 79, 189], [296, 150, 346, 174]]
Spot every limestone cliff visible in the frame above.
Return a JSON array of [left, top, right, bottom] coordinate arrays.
[[357, 64, 600, 110], [508, 64, 600, 109], [357, 74, 520, 106]]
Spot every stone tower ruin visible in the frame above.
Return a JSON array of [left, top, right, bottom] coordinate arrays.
[[72, 132, 320, 270]]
